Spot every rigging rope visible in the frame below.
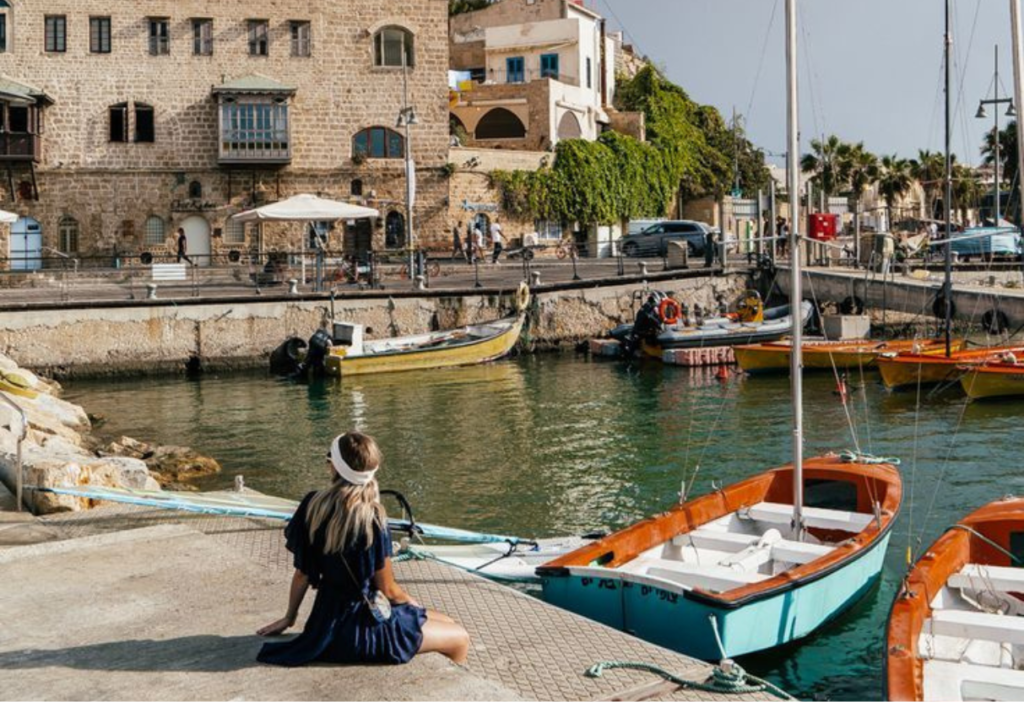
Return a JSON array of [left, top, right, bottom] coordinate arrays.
[[839, 450, 901, 466], [584, 660, 796, 701]]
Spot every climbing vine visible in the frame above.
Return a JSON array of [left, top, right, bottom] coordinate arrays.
[[488, 65, 771, 225]]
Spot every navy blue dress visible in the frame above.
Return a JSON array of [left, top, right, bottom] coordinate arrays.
[[257, 492, 427, 666]]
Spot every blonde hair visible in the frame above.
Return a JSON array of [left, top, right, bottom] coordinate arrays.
[[307, 432, 387, 553]]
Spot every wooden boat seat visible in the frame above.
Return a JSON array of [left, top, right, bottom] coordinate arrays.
[[674, 529, 833, 567], [923, 660, 1024, 701], [927, 609, 1024, 645], [646, 559, 768, 593], [950, 564, 1024, 594], [745, 502, 874, 532]]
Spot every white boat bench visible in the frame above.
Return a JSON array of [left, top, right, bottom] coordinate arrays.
[[927, 609, 1024, 645], [950, 564, 1024, 594], [676, 529, 834, 568], [745, 502, 874, 533], [924, 660, 1024, 702], [151, 263, 189, 282], [646, 559, 767, 593]]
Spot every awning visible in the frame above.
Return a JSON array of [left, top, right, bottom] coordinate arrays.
[[213, 74, 296, 96], [0, 76, 55, 106], [232, 194, 379, 223], [0, 209, 17, 224]]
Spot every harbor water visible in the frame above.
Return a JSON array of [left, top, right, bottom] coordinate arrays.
[[65, 354, 1024, 701]]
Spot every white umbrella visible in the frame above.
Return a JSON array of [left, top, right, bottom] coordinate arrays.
[[0, 209, 16, 224], [232, 194, 379, 223]]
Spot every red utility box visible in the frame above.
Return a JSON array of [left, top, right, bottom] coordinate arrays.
[[807, 213, 839, 241]]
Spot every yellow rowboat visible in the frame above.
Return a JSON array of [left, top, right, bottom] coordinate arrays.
[[960, 361, 1024, 400], [876, 345, 1024, 390], [734, 338, 962, 374], [325, 314, 524, 377]]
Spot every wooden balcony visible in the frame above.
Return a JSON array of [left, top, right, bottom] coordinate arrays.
[[219, 131, 291, 166], [0, 132, 40, 163]]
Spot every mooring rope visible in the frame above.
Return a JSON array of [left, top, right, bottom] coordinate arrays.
[[839, 450, 901, 466], [584, 660, 796, 701]]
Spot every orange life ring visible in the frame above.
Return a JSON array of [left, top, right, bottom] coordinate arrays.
[[658, 298, 682, 325]]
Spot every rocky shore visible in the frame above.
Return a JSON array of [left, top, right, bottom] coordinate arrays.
[[0, 352, 220, 514]]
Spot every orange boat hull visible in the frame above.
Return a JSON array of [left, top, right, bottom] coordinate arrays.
[[877, 346, 1024, 390], [886, 498, 1024, 701]]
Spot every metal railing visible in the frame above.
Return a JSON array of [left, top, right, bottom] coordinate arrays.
[[0, 391, 26, 512]]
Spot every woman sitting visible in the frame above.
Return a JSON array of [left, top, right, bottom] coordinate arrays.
[[257, 432, 470, 666]]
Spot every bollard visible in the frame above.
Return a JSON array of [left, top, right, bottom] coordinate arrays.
[[288, 278, 299, 295], [638, 262, 648, 276], [414, 274, 426, 291], [531, 271, 542, 287], [146, 283, 158, 300]]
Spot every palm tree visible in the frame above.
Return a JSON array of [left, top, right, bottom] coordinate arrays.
[[877, 155, 914, 229], [839, 142, 879, 211], [951, 161, 984, 226], [800, 135, 845, 198], [910, 149, 946, 220], [981, 121, 1018, 189]]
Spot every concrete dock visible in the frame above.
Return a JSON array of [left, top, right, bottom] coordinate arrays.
[[0, 503, 779, 701]]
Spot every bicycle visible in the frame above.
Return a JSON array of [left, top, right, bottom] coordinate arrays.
[[555, 237, 578, 260], [398, 259, 441, 279]]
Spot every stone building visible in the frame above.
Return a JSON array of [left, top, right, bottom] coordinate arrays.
[[448, 0, 617, 152], [0, 0, 450, 270]]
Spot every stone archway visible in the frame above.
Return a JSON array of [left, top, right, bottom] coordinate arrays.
[[475, 108, 527, 140]]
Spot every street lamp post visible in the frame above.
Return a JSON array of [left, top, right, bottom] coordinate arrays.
[[398, 47, 419, 283], [977, 45, 1017, 226]]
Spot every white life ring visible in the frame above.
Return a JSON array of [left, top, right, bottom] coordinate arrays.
[[515, 282, 531, 313]]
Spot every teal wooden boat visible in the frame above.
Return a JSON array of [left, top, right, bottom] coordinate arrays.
[[537, 455, 902, 660], [538, 0, 904, 661]]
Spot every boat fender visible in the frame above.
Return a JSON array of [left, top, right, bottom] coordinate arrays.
[[515, 281, 531, 313], [982, 309, 1010, 335], [658, 298, 682, 326], [931, 294, 956, 321]]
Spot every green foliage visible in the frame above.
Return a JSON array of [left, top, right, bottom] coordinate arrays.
[[449, 0, 492, 16], [487, 65, 772, 225]]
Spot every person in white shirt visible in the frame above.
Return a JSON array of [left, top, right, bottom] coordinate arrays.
[[490, 220, 505, 264], [472, 223, 485, 263]]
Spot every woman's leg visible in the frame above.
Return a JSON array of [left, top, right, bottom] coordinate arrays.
[[418, 611, 469, 664]]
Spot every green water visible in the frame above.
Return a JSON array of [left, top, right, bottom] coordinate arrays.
[[64, 355, 1024, 700]]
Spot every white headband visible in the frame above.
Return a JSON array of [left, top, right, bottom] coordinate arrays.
[[330, 436, 378, 487]]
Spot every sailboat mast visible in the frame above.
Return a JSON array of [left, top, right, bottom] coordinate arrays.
[[1010, 0, 1024, 233], [786, 0, 804, 541], [943, 0, 954, 357]]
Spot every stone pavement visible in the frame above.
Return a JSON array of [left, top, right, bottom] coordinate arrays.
[[7, 504, 780, 701], [0, 482, 62, 549]]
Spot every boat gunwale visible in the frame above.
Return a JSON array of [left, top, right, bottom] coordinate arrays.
[[538, 456, 902, 610], [885, 498, 1024, 702], [331, 313, 522, 364]]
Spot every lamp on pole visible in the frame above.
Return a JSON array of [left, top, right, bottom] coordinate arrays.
[[398, 47, 419, 282], [977, 45, 1016, 226]]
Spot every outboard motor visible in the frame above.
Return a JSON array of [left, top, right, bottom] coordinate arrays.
[[301, 326, 333, 379], [622, 293, 665, 358], [270, 337, 307, 376]]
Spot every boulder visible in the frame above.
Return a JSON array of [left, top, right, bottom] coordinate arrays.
[[145, 446, 221, 485], [98, 436, 155, 461]]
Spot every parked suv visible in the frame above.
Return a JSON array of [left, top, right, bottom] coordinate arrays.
[[620, 220, 714, 257]]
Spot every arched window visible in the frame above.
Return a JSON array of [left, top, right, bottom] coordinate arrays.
[[58, 215, 79, 254], [374, 27, 414, 67], [351, 179, 364, 197], [188, 181, 203, 199], [353, 126, 405, 159], [223, 217, 246, 244], [144, 215, 166, 245], [385, 211, 405, 249], [475, 108, 527, 140]]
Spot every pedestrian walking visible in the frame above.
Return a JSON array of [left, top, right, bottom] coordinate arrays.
[[472, 222, 485, 263], [704, 228, 716, 268], [257, 432, 470, 667], [452, 221, 467, 262], [490, 220, 505, 264], [176, 228, 194, 265]]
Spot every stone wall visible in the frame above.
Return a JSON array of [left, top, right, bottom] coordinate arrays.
[[1, 0, 452, 255], [447, 147, 547, 246], [0, 272, 752, 377]]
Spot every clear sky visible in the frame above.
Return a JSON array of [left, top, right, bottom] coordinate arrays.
[[598, 0, 1014, 167]]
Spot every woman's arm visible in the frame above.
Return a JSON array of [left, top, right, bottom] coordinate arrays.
[[257, 569, 310, 636], [373, 559, 420, 608]]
